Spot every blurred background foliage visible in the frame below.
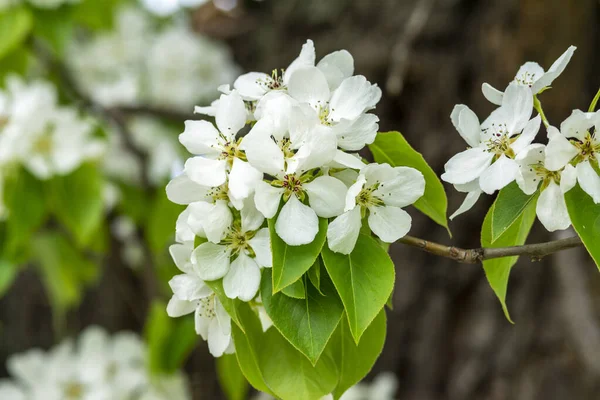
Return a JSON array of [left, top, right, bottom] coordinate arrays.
[[0, 0, 599, 399]]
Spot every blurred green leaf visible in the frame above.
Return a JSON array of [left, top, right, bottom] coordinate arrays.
[[146, 189, 184, 254], [0, 6, 33, 61], [370, 131, 450, 233], [72, 0, 120, 31], [217, 354, 249, 400], [33, 232, 98, 316], [145, 300, 199, 375], [48, 163, 105, 248], [32, 8, 75, 56], [0, 259, 18, 297], [0, 47, 31, 84]]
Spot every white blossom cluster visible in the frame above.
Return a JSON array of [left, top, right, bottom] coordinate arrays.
[[0, 0, 79, 10], [68, 6, 240, 112], [164, 40, 425, 354], [0, 326, 190, 400], [442, 46, 600, 232], [0, 76, 104, 218]]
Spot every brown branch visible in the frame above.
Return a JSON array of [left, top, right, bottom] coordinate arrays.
[[398, 235, 583, 264]]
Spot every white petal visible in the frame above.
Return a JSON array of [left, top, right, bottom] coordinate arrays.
[[501, 82, 533, 134], [184, 157, 227, 188], [532, 46, 577, 93], [536, 181, 571, 231], [576, 160, 600, 203], [560, 164, 577, 193], [515, 144, 545, 195], [166, 173, 210, 205], [215, 298, 231, 335], [289, 103, 320, 145], [169, 243, 194, 273], [326, 207, 362, 255], [450, 190, 481, 220], [191, 242, 232, 280], [304, 176, 347, 217], [287, 125, 337, 174], [329, 76, 381, 122], [240, 119, 285, 176], [176, 207, 196, 243], [254, 181, 284, 218], [332, 150, 366, 170], [450, 105, 481, 148], [511, 115, 541, 155], [441, 147, 494, 185], [316, 50, 354, 90], [545, 129, 579, 171], [560, 109, 597, 141], [166, 296, 197, 317], [374, 166, 425, 208], [368, 205, 412, 243], [514, 62, 545, 87], [254, 92, 297, 138], [188, 200, 233, 243], [479, 155, 519, 194], [233, 72, 269, 100], [248, 228, 272, 268], [283, 39, 316, 84], [207, 318, 232, 357], [216, 91, 247, 136], [287, 66, 331, 108], [229, 158, 263, 203], [275, 195, 319, 246], [195, 309, 209, 340], [333, 113, 379, 151], [179, 120, 221, 157], [223, 253, 261, 301], [344, 174, 366, 212], [481, 83, 504, 106], [169, 274, 211, 301], [241, 196, 265, 232], [454, 179, 480, 193]]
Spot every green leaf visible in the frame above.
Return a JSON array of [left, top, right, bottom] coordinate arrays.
[[32, 8, 74, 56], [145, 301, 199, 375], [72, 0, 119, 30], [217, 354, 249, 400], [329, 310, 387, 399], [307, 258, 322, 294], [0, 6, 33, 60], [321, 233, 395, 343], [0, 259, 18, 297], [146, 189, 184, 253], [281, 277, 305, 299], [205, 279, 245, 333], [232, 303, 339, 400], [481, 199, 537, 322], [261, 269, 344, 364], [2, 168, 47, 260], [491, 182, 537, 243], [269, 215, 327, 292], [49, 163, 105, 247], [565, 184, 600, 269], [33, 232, 98, 315], [369, 131, 449, 233]]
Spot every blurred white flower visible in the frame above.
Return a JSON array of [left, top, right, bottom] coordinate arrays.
[[140, 0, 209, 16], [2, 326, 190, 400]]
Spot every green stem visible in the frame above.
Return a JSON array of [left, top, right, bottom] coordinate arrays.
[[589, 87, 600, 112], [533, 95, 550, 128]]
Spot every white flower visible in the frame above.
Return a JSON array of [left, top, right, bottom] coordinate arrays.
[[339, 372, 398, 400], [141, 0, 209, 16], [544, 110, 600, 203], [442, 83, 539, 202], [287, 66, 381, 151], [234, 40, 316, 101], [327, 163, 425, 254], [180, 91, 262, 205], [189, 200, 271, 301], [515, 143, 576, 231], [242, 119, 347, 245], [482, 46, 576, 105], [166, 246, 234, 357]]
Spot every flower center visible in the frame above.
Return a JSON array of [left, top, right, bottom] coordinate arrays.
[[33, 134, 53, 155], [282, 174, 304, 198], [197, 294, 216, 319], [317, 103, 333, 126], [573, 132, 599, 161], [515, 71, 539, 87], [483, 124, 516, 158], [218, 137, 245, 163], [64, 381, 85, 400], [222, 224, 255, 255], [529, 161, 561, 187], [207, 183, 229, 202], [257, 69, 285, 91], [275, 137, 295, 160], [356, 184, 384, 208]]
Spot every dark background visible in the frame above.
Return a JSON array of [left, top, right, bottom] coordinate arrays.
[[2, 0, 600, 399]]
